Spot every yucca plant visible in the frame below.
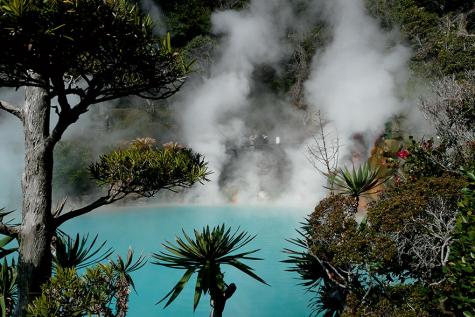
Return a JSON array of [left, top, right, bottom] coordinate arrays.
[[331, 162, 389, 209], [104, 249, 147, 317], [53, 232, 113, 270], [153, 224, 268, 317]]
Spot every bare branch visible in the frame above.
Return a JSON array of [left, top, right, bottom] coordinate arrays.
[[418, 71, 475, 171], [392, 196, 458, 282], [306, 111, 340, 190], [0, 222, 19, 238], [306, 240, 348, 289], [0, 100, 23, 120], [52, 197, 68, 218], [54, 194, 122, 228]]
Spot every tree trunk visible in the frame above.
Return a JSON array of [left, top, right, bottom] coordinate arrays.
[[210, 284, 236, 317], [210, 297, 225, 317], [14, 82, 53, 317]]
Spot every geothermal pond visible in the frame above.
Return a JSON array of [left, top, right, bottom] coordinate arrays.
[[62, 205, 312, 317]]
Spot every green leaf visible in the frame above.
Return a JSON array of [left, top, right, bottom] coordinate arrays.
[[159, 268, 194, 308], [193, 269, 204, 311]]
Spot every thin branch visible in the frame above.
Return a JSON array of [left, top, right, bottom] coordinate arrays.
[[54, 190, 128, 227], [0, 223, 19, 238], [306, 241, 348, 289], [52, 197, 68, 218], [0, 100, 23, 120]]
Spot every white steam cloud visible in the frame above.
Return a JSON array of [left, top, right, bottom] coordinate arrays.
[[176, 0, 412, 207], [305, 0, 411, 150], [0, 0, 413, 210], [177, 0, 322, 206], [0, 89, 24, 210]]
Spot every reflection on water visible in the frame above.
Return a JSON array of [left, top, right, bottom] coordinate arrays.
[[62, 205, 311, 317]]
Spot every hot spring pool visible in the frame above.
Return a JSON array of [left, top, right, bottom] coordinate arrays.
[[61, 205, 312, 317]]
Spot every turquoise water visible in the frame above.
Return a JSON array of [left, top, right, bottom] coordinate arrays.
[[61, 205, 312, 317]]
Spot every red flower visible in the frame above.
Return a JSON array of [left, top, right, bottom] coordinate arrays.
[[397, 149, 410, 159]]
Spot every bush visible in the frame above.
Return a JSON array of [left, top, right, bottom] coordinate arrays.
[[444, 170, 475, 314]]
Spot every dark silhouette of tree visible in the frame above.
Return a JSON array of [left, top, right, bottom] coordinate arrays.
[[0, 1, 207, 315]]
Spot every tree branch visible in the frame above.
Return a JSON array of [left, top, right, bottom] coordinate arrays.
[[54, 192, 127, 227], [0, 100, 23, 120], [0, 223, 19, 238]]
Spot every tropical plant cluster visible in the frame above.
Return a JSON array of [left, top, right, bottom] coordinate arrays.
[[28, 248, 146, 317], [285, 0, 475, 306], [286, 164, 472, 316]]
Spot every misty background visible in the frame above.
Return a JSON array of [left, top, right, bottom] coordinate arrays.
[[0, 0, 429, 211]]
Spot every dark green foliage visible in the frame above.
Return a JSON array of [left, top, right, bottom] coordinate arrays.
[[368, 176, 464, 237], [402, 137, 445, 178], [0, 0, 186, 101], [444, 170, 475, 315], [0, 259, 16, 317], [158, 0, 212, 47], [153, 224, 267, 312], [0, 235, 16, 262], [53, 233, 113, 270], [286, 175, 467, 316], [315, 282, 345, 317], [0, 211, 17, 317], [283, 195, 357, 317], [283, 225, 324, 290], [284, 220, 349, 317], [156, 0, 249, 47], [343, 284, 434, 317], [89, 140, 210, 197], [366, 0, 475, 77], [27, 250, 145, 317]]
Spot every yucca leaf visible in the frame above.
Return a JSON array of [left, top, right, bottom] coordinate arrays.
[[193, 269, 204, 311], [159, 268, 194, 308], [227, 260, 268, 285], [0, 237, 14, 249]]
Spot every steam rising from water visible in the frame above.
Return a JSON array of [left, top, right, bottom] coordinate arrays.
[[0, 89, 23, 209], [176, 0, 411, 207], [0, 0, 413, 209], [305, 0, 410, 145]]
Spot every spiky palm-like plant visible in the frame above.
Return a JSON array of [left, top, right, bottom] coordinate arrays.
[[104, 249, 147, 317], [53, 232, 114, 270], [283, 226, 346, 317], [331, 162, 388, 208], [153, 225, 268, 317]]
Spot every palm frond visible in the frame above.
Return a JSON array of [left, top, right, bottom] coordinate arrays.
[[311, 281, 346, 317], [283, 228, 325, 290], [53, 232, 114, 270]]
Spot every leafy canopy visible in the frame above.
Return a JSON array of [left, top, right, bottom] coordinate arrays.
[[89, 140, 210, 198], [0, 0, 187, 102]]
